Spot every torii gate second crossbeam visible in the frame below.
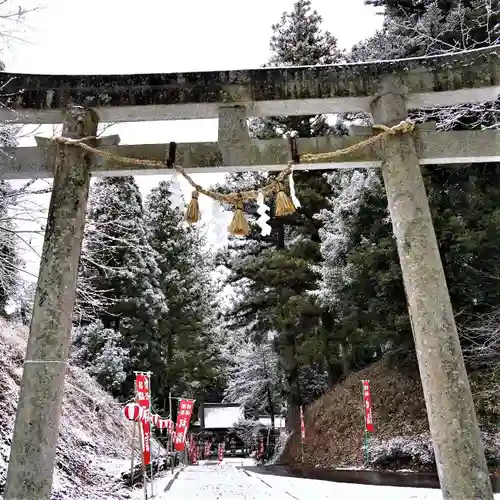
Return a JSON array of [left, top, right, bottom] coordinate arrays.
[[1, 46, 500, 500]]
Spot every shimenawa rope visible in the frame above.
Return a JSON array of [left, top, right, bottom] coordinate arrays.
[[50, 120, 414, 234]]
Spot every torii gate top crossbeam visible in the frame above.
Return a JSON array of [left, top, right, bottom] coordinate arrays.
[[0, 46, 499, 124]]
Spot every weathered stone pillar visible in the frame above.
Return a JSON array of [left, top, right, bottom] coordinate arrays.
[[218, 105, 251, 166], [370, 81, 492, 500], [4, 106, 98, 500]]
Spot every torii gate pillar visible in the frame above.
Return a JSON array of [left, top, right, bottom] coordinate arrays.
[[4, 107, 98, 500], [370, 81, 492, 500]]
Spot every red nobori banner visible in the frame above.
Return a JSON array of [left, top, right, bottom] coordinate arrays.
[[204, 440, 211, 458], [362, 380, 375, 433], [136, 373, 150, 409], [300, 406, 306, 440], [218, 442, 225, 463], [135, 373, 151, 465], [189, 437, 198, 464], [173, 399, 195, 451]]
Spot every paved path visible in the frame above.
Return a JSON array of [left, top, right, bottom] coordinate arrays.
[[167, 463, 290, 500], [158, 461, 491, 500]]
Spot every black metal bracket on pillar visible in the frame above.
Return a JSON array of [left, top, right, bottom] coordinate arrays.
[[167, 142, 177, 167], [288, 134, 300, 165]]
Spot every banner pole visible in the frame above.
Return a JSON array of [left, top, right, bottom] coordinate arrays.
[[130, 419, 136, 487], [361, 380, 365, 466], [300, 405, 305, 464], [363, 429, 367, 465], [361, 380, 372, 466], [149, 376, 154, 499], [169, 392, 174, 474], [134, 371, 152, 499], [366, 430, 370, 464], [139, 420, 147, 500], [158, 431, 162, 475]]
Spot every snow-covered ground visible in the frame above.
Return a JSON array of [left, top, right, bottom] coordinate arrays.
[[0, 319, 154, 499], [167, 463, 278, 499], [154, 461, 500, 500], [1, 315, 499, 500]]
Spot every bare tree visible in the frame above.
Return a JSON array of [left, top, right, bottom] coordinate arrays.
[[0, 2, 43, 315], [0, 3, 122, 325], [0, 179, 50, 314], [462, 313, 500, 369], [349, 0, 500, 130], [0, 122, 120, 322], [461, 306, 500, 402], [0, 0, 41, 54]]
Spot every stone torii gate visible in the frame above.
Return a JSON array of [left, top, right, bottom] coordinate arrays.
[[0, 46, 499, 500]]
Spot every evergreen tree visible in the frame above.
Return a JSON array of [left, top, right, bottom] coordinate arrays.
[[298, 364, 329, 406], [310, 0, 500, 383], [315, 169, 410, 373], [76, 177, 166, 395], [145, 180, 224, 409], [352, 0, 500, 332], [223, 333, 282, 426], [71, 320, 129, 392], [259, 0, 346, 138], [221, 0, 348, 432]]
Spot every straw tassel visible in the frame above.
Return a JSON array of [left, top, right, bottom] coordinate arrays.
[[228, 200, 250, 236], [274, 182, 296, 217], [185, 190, 201, 223]]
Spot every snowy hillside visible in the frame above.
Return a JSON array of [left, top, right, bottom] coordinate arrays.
[[0, 319, 138, 499], [281, 351, 500, 472]]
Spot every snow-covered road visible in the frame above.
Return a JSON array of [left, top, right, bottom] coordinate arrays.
[[167, 463, 279, 499], [153, 461, 500, 500]]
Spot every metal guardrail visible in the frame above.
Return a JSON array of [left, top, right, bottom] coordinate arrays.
[[241, 465, 500, 492]]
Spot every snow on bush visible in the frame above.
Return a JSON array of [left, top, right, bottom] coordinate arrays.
[[71, 321, 129, 391], [368, 434, 434, 470], [231, 419, 265, 448], [368, 431, 500, 470]]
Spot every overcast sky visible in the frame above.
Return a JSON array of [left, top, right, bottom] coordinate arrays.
[[1, 0, 383, 279]]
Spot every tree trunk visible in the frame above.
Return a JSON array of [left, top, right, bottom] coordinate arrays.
[[267, 385, 275, 429], [340, 341, 350, 378], [166, 326, 174, 409], [277, 224, 285, 250], [283, 333, 301, 434], [320, 311, 344, 385]]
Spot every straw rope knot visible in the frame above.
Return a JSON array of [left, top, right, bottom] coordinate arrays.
[[47, 119, 415, 221]]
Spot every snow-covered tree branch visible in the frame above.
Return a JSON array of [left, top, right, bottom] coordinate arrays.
[[352, 0, 500, 130]]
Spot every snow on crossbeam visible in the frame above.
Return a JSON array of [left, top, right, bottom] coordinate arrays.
[[0, 45, 499, 124], [1, 126, 499, 179]]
